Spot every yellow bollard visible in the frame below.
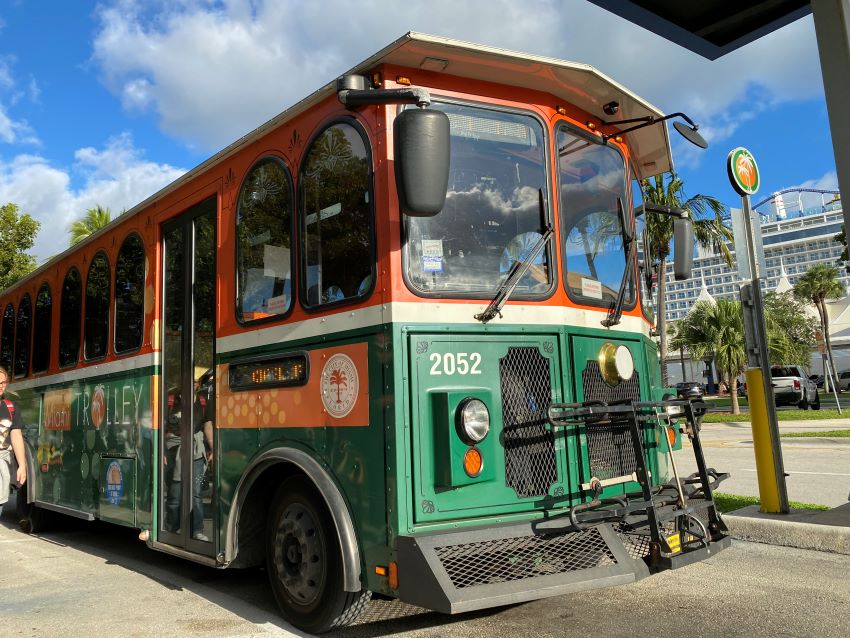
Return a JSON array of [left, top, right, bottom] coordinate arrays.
[[745, 367, 781, 512]]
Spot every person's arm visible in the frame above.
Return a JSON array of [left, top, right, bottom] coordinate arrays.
[[11, 428, 26, 485], [202, 421, 214, 462]]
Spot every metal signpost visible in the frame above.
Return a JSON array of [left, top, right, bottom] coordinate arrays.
[[728, 147, 790, 514]]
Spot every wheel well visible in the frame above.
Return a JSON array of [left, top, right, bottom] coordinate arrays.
[[230, 462, 304, 568]]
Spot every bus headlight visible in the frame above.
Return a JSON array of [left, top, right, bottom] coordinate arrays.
[[455, 398, 490, 444]]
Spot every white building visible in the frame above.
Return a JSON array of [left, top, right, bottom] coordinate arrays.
[[664, 189, 845, 322], [662, 189, 846, 385]]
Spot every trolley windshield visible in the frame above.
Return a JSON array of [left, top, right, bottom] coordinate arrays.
[[557, 126, 631, 307], [404, 103, 550, 297]]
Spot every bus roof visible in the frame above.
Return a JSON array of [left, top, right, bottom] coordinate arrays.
[[13, 33, 672, 291]]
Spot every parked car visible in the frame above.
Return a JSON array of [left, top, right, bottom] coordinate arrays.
[[770, 365, 820, 409], [837, 370, 850, 392], [676, 381, 704, 400], [809, 374, 824, 389]]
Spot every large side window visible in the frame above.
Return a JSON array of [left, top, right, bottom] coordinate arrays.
[[236, 157, 293, 322], [0, 303, 13, 371], [300, 122, 373, 308], [59, 268, 83, 367], [115, 233, 145, 353], [33, 284, 52, 373], [14, 294, 32, 378], [85, 252, 111, 360]]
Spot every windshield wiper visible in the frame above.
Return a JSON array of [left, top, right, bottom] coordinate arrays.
[[475, 223, 553, 324], [601, 197, 635, 328]]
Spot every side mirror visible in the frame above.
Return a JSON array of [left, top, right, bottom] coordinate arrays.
[[394, 108, 450, 216], [673, 216, 694, 280]]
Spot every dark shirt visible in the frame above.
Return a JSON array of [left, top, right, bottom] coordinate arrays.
[[0, 394, 23, 452]]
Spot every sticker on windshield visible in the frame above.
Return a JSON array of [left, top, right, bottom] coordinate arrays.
[[581, 278, 603, 299], [421, 239, 444, 273]]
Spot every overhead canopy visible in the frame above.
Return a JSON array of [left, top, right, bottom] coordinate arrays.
[[588, 1, 812, 60]]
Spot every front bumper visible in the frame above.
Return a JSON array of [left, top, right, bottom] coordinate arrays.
[[396, 398, 730, 614]]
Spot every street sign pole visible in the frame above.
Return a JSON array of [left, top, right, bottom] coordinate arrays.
[[729, 147, 790, 514]]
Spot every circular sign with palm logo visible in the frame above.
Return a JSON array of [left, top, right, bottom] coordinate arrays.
[[321, 353, 359, 418], [727, 147, 760, 196]]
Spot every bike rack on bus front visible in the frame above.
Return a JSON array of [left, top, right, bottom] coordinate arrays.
[[546, 398, 731, 570]]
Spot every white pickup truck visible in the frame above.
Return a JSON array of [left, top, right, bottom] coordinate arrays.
[[770, 365, 820, 410]]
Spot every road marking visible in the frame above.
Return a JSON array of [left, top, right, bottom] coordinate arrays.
[[741, 469, 850, 477]]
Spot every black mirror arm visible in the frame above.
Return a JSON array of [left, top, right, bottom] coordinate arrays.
[[337, 74, 432, 108], [600, 112, 697, 143]]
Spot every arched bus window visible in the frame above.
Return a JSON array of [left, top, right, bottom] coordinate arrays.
[[300, 121, 373, 308], [114, 233, 145, 353], [1, 303, 14, 371], [59, 268, 83, 367], [236, 157, 293, 322], [85, 252, 111, 360], [32, 284, 52, 374], [14, 294, 32, 378]]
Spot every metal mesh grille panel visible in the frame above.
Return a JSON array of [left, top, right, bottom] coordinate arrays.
[[582, 362, 642, 481], [582, 361, 641, 404], [435, 528, 617, 589], [615, 526, 652, 560], [500, 347, 557, 498]]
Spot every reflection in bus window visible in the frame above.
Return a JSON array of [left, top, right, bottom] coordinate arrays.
[[14, 294, 31, 377], [85, 252, 111, 360], [404, 103, 550, 296], [300, 123, 372, 308], [115, 234, 145, 353], [59, 268, 82, 367], [237, 157, 293, 321], [558, 127, 630, 306], [33, 284, 52, 373], [0, 303, 13, 371]]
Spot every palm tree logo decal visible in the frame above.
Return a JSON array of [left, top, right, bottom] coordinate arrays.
[[330, 368, 347, 404], [321, 353, 359, 418]]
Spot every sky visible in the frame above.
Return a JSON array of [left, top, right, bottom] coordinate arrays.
[[0, 0, 839, 263]]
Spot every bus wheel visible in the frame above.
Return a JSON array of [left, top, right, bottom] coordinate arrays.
[[16, 487, 50, 534], [266, 476, 370, 633]]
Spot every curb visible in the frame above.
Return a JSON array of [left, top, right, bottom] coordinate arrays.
[[723, 510, 850, 555]]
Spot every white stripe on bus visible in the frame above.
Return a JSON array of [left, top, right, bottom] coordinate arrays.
[[215, 301, 649, 354]]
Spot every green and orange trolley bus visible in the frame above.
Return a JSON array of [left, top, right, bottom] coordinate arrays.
[[4, 33, 729, 633]]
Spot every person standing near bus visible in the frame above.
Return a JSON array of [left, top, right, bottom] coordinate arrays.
[[0, 366, 27, 518]]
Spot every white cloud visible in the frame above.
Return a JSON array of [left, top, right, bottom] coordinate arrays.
[[792, 171, 839, 192], [0, 56, 38, 145], [0, 134, 185, 262], [91, 1, 824, 156]]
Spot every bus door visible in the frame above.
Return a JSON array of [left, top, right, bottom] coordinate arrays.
[[159, 196, 216, 555]]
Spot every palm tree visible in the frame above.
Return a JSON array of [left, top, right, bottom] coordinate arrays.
[[68, 205, 112, 246], [670, 298, 747, 414], [793, 263, 845, 388], [641, 173, 733, 385]]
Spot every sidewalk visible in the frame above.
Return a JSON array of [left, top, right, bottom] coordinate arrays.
[[724, 502, 850, 554]]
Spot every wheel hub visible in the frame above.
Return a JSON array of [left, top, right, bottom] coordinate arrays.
[[274, 503, 324, 605]]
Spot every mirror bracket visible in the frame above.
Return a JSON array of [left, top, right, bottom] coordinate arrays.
[[337, 74, 431, 109], [599, 111, 707, 149]]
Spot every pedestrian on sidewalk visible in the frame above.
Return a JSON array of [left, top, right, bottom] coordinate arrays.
[[0, 366, 27, 517]]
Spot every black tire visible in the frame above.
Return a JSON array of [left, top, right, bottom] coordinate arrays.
[[812, 393, 821, 410], [16, 486, 51, 534], [266, 476, 370, 633], [798, 396, 809, 410]]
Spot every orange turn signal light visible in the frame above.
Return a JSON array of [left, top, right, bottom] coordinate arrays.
[[388, 561, 399, 590], [463, 447, 483, 477], [666, 426, 677, 447]]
